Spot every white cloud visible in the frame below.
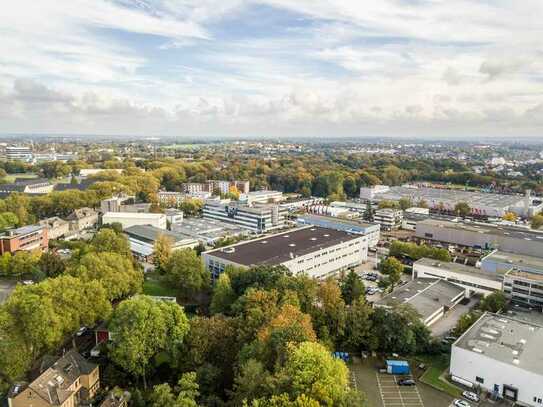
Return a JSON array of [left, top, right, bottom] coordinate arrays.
[[0, 0, 542, 137]]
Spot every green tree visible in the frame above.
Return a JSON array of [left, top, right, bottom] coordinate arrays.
[[453, 311, 481, 336], [38, 252, 66, 278], [378, 257, 403, 291], [91, 228, 132, 257], [531, 214, 543, 230], [340, 270, 365, 305], [341, 298, 375, 352], [8, 250, 41, 278], [279, 341, 364, 406], [378, 200, 400, 209], [108, 296, 190, 389], [210, 273, 236, 315], [454, 202, 471, 218], [479, 292, 507, 313], [0, 212, 19, 231], [153, 234, 173, 273], [164, 249, 210, 298], [149, 372, 200, 407], [398, 197, 412, 210], [71, 252, 142, 300], [231, 359, 274, 405]]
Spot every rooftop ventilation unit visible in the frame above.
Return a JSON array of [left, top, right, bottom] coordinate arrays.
[[223, 247, 235, 253]]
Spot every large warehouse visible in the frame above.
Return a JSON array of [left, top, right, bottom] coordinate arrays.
[[202, 226, 368, 279], [359, 185, 542, 218], [450, 313, 543, 406], [415, 219, 543, 258]]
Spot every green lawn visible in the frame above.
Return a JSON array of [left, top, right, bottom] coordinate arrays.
[[4, 173, 39, 182], [415, 354, 462, 398], [143, 277, 178, 298]]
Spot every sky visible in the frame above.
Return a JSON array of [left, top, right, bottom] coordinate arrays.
[[0, 0, 542, 139]]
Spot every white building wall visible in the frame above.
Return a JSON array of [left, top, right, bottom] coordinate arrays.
[[450, 345, 543, 406], [413, 263, 502, 296], [282, 236, 368, 279], [102, 213, 167, 230]]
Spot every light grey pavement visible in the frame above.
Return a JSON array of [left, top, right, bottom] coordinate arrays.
[[0, 279, 16, 304], [430, 297, 479, 337]]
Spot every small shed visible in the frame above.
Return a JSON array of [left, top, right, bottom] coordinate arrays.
[[386, 360, 410, 375]]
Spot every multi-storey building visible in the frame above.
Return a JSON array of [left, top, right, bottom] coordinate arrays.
[[0, 225, 48, 255], [203, 202, 287, 234], [5, 146, 32, 161], [203, 226, 368, 279], [0, 178, 54, 197], [373, 208, 403, 230], [8, 350, 100, 407], [67, 208, 99, 232]]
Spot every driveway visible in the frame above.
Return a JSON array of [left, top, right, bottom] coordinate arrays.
[[0, 279, 16, 304], [430, 297, 479, 337]]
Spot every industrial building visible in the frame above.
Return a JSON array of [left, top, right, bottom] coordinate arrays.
[[296, 214, 380, 247], [450, 312, 543, 406], [402, 207, 431, 230], [415, 219, 543, 258], [124, 225, 199, 261], [375, 278, 465, 326], [102, 212, 167, 230], [202, 226, 368, 279], [181, 180, 250, 195], [279, 197, 324, 212], [360, 185, 542, 218], [171, 217, 247, 246], [413, 258, 504, 297], [202, 201, 288, 234]]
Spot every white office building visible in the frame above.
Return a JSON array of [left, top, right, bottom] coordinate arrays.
[[203, 202, 287, 233], [239, 190, 284, 205], [102, 212, 167, 230], [374, 208, 403, 230], [202, 226, 368, 280], [5, 146, 32, 161], [450, 312, 543, 406]]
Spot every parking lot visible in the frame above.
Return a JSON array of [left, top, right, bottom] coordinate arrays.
[[376, 372, 424, 407], [351, 357, 454, 407]]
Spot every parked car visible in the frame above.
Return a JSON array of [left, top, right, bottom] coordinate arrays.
[[453, 399, 471, 407], [397, 378, 415, 386], [445, 336, 458, 342], [462, 391, 480, 402], [76, 326, 87, 336]]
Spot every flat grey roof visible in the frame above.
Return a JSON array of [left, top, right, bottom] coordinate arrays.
[[205, 226, 360, 266], [483, 250, 543, 271], [418, 219, 543, 241], [297, 214, 379, 229], [455, 312, 543, 375], [173, 217, 246, 241], [376, 278, 464, 319], [415, 258, 506, 282], [375, 186, 524, 209], [124, 225, 193, 244]]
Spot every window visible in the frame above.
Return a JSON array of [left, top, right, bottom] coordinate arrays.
[[476, 376, 484, 384], [424, 233, 433, 238]]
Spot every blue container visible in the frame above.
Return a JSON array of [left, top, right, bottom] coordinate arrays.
[[386, 360, 410, 375]]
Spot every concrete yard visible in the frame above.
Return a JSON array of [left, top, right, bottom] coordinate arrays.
[[0, 279, 16, 304], [351, 357, 454, 407], [430, 297, 479, 337]]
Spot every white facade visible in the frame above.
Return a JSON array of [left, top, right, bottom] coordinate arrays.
[[203, 202, 287, 233], [413, 259, 503, 297], [5, 146, 32, 161], [165, 209, 184, 226], [102, 212, 167, 230], [450, 313, 543, 406], [240, 190, 284, 205], [374, 208, 403, 230], [204, 234, 367, 280], [280, 236, 368, 279], [79, 168, 123, 177]]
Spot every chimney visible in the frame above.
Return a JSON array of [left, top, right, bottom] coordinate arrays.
[[524, 190, 532, 217]]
